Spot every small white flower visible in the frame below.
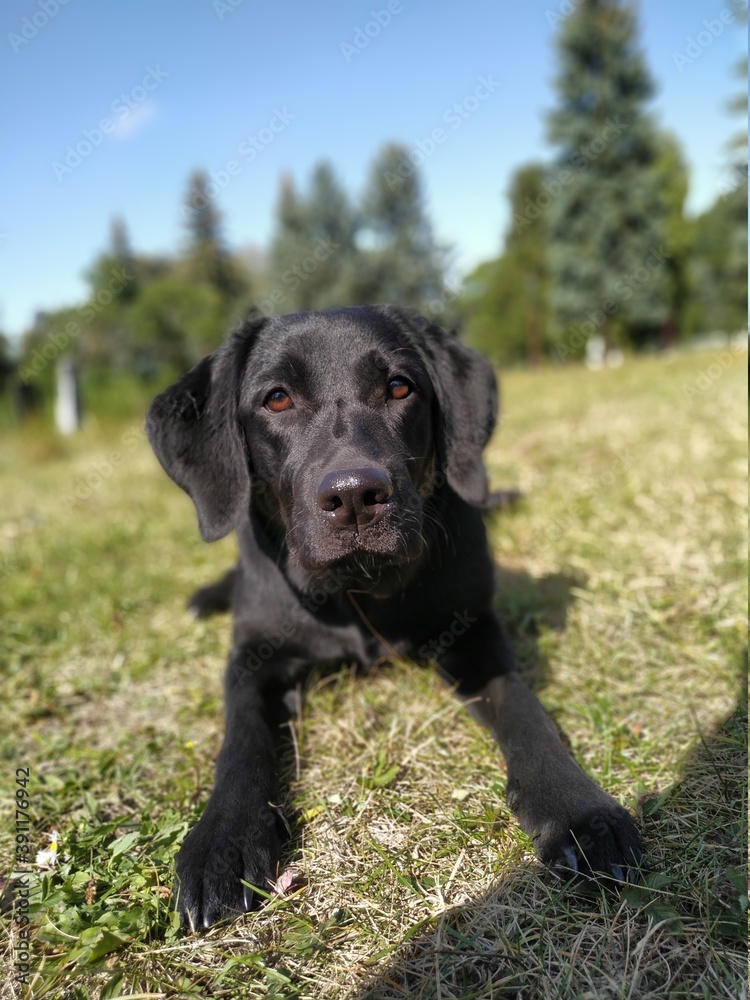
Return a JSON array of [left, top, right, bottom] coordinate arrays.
[[35, 829, 60, 868]]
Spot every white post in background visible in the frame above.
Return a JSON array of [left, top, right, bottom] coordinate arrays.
[[54, 356, 82, 434]]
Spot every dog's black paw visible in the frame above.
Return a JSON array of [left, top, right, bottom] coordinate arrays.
[[174, 804, 281, 931], [508, 776, 642, 885]]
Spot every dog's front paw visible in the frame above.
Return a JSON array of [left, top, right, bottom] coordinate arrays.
[[174, 804, 281, 931], [508, 776, 643, 885]]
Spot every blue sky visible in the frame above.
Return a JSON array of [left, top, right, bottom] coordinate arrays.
[[2, 0, 746, 338]]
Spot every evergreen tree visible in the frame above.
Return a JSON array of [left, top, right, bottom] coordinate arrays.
[[463, 163, 551, 364], [85, 216, 137, 305], [80, 218, 140, 369], [266, 164, 357, 312], [723, 19, 748, 330], [184, 169, 224, 248], [110, 216, 134, 273], [504, 165, 551, 363], [685, 12, 747, 336], [304, 162, 357, 308], [0, 332, 14, 393], [355, 143, 447, 310], [265, 174, 313, 313], [181, 169, 246, 300], [547, 0, 671, 350], [652, 133, 691, 343]]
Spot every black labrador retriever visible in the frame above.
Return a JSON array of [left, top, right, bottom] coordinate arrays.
[[146, 305, 642, 930]]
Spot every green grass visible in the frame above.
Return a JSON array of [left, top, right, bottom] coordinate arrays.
[[1, 348, 747, 999]]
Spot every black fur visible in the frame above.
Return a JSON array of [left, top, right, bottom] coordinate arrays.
[[147, 305, 642, 930]]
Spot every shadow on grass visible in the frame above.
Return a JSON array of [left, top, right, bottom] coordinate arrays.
[[348, 661, 748, 1000], [492, 562, 583, 688]]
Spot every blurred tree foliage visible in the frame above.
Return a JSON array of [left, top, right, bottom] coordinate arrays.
[[352, 143, 447, 308], [461, 0, 746, 363], [462, 164, 551, 364], [265, 146, 447, 314], [685, 32, 748, 337], [15, 147, 448, 385], [546, 0, 671, 351], [11, 4, 747, 388], [0, 334, 13, 389], [266, 164, 358, 313]]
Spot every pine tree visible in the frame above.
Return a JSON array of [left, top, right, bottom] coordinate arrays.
[[504, 165, 551, 363], [547, 0, 671, 350], [304, 162, 357, 308], [723, 14, 748, 331], [265, 175, 313, 313], [110, 216, 133, 271], [463, 163, 550, 364], [685, 8, 747, 336], [182, 169, 246, 300], [355, 143, 447, 310], [184, 169, 224, 248], [651, 133, 691, 344], [266, 164, 357, 312]]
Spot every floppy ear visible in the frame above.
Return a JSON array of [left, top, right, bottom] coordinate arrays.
[[380, 306, 498, 507], [146, 323, 260, 541]]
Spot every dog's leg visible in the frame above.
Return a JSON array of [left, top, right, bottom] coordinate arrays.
[[438, 613, 642, 882], [173, 651, 296, 930], [187, 566, 238, 619]]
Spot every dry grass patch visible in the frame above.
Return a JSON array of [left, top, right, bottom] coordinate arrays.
[[0, 349, 746, 998]]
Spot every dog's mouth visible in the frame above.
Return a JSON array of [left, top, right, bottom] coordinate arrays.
[[295, 536, 417, 571], [300, 549, 420, 597], [289, 526, 425, 595]]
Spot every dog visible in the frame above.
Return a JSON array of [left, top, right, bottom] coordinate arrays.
[[146, 305, 642, 930]]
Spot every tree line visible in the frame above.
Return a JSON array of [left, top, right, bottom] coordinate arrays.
[[463, 0, 746, 363], [4, 0, 746, 392]]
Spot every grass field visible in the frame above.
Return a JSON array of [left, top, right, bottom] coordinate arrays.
[[1, 347, 747, 999]]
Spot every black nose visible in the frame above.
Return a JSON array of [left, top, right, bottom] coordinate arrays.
[[317, 467, 394, 531]]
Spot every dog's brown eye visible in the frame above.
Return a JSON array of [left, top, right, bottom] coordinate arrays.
[[265, 389, 293, 413], [388, 378, 411, 400]]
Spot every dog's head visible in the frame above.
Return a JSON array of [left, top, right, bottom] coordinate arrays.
[[147, 306, 497, 592]]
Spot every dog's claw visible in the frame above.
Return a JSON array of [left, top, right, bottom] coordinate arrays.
[[557, 846, 579, 875]]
